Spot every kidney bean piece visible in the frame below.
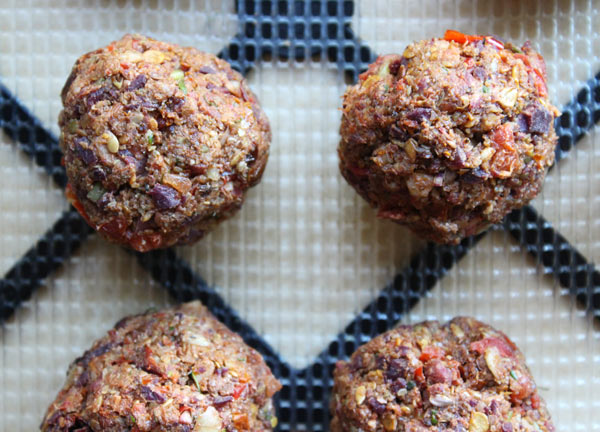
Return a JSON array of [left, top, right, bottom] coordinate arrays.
[[150, 184, 181, 210]]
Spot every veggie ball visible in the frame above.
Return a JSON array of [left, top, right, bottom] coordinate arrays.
[[41, 301, 282, 432], [338, 31, 559, 244], [60, 34, 270, 251], [330, 317, 554, 432]]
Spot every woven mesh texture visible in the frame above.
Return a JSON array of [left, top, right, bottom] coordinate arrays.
[[0, 1, 599, 431]]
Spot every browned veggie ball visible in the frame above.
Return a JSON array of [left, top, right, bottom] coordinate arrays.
[[40, 301, 281, 432], [338, 32, 559, 244], [60, 34, 270, 251], [330, 317, 554, 432]]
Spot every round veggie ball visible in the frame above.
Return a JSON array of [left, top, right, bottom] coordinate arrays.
[[40, 301, 281, 432], [330, 317, 554, 432], [338, 31, 559, 244], [60, 34, 270, 251]]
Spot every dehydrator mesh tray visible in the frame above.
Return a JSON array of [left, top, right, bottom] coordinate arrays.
[[0, 0, 599, 430]]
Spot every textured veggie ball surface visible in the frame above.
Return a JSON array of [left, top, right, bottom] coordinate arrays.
[[338, 32, 559, 244], [60, 34, 271, 251], [330, 317, 554, 432], [40, 301, 282, 432]]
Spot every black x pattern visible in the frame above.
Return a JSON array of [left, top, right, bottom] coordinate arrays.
[[0, 1, 599, 430]]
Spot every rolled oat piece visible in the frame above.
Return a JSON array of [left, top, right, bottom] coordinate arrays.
[[338, 31, 559, 244], [41, 301, 281, 431], [331, 317, 554, 432], [60, 34, 270, 251]]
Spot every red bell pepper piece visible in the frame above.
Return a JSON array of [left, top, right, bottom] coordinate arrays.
[[233, 383, 247, 399], [419, 346, 445, 362], [414, 366, 425, 383], [444, 29, 483, 44]]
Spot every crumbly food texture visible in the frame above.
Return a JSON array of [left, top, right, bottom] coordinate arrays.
[[339, 37, 559, 244], [60, 34, 271, 251], [40, 301, 281, 432], [330, 317, 554, 432]]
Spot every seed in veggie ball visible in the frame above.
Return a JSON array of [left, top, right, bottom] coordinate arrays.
[[60, 34, 271, 252], [40, 301, 282, 432], [330, 317, 555, 432], [338, 31, 559, 244]]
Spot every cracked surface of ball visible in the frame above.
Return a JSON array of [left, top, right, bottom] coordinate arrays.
[[339, 36, 559, 243], [60, 34, 270, 251], [41, 301, 281, 432], [330, 317, 554, 432]]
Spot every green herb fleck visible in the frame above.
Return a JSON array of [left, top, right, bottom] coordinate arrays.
[[383, 84, 390, 92], [260, 406, 274, 422], [441, 66, 449, 73], [510, 45, 523, 54], [178, 78, 187, 94], [238, 357, 247, 363], [377, 62, 390, 77], [406, 381, 416, 391], [86, 183, 104, 202], [482, 85, 490, 94], [203, 95, 217, 107], [189, 370, 201, 392], [169, 326, 175, 331], [170, 69, 184, 81], [431, 410, 438, 426], [510, 370, 518, 380], [507, 410, 514, 420], [170, 69, 187, 94], [67, 119, 78, 133], [146, 130, 154, 145], [129, 414, 136, 424]]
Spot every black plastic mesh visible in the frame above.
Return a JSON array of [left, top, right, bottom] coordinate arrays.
[[554, 71, 600, 161], [219, 0, 375, 81], [0, 1, 599, 430]]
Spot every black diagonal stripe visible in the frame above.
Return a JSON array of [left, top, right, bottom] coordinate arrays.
[[0, 82, 66, 188], [505, 205, 600, 319], [281, 234, 485, 430], [133, 248, 289, 373], [336, 234, 485, 351], [0, 209, 92, 320], [554, 71, 600, 161], [219, 0, 376, 80], [503, 70, 600, 319]]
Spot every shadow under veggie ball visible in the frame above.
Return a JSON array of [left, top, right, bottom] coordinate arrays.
[[60, 34, 271, 252], [338, 32, 559, 244]]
